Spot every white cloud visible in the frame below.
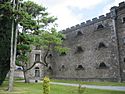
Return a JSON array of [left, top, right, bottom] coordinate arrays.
[[102, 0, 125, 15], [29, 0, 103, 30]]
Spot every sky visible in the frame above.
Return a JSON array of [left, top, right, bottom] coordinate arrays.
[[29, 0, 125, 31]]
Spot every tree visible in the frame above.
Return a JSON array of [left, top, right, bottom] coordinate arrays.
[[0, 0, 13, 86], [35, 27, 69, 67], [15, 1, 59, 83]]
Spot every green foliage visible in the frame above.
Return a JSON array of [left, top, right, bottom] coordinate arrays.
[[35, 27, 69, 53], [43, 76, 50, 94], [0, 0, 13, 85]]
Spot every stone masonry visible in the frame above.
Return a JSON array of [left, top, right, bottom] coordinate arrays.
[[28, 2, 125, 82]]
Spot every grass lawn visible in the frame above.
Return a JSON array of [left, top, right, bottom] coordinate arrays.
[[0, 81, 125, 94], [51, 79, 125, 86]]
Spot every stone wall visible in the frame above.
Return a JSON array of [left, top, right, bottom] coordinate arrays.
[[50, 1, 125, 82], [28, 1, 125, 82]]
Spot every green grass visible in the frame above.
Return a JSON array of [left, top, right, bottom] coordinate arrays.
[[51, 79, 125, 86], [0, 81, 125, 94]]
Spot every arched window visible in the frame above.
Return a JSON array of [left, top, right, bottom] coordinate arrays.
[[35, 67, 40, 77], [98, 62, 108, 69], [98, 42, 107, 49], [76, 65, 84, 70], [97, 24, 104, 29]]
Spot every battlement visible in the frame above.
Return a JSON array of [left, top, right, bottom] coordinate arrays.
[[61, 13, 110, 33], [61, 1, 125, 33]]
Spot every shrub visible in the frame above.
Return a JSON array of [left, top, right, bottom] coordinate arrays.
[[43, 76, 50, 94]]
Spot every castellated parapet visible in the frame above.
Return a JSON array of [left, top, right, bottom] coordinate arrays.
[[61, 1, 125, 34], [61, 13, 111, 33]]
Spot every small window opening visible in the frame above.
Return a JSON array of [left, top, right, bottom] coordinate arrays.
[[48, 66, 52, 70], [35, 67, 40, 77], [76, 65, 84, 70], [48, 53, 52, 58], [123, 58, 125, 62], [59, 65, 65, 71], [35, 54, 40, 62], [99, 62, 107, 69], [61, 65, 65, 69], [97, 24, 104, 29], [60, 52, 67, 56], [16, 67, 22, 71], [98, 42, 107, 49], [77, 31, 83, 36], [75, 46, 83, 53], [35, 67, 39, 69], [123, 37, 125, 44], [122, 17, 125, 23]]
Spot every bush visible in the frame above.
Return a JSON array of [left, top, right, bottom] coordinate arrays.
[[43, 76, 50, 94]]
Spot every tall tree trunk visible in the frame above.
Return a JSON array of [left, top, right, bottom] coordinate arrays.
[[23, 70, 30, 83], [8, 17, 15, 92], [22, 66, 30, 83], [8, 0, 17, 91]]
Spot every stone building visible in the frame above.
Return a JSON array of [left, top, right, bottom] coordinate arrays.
[[27, 2, 125, 82]]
